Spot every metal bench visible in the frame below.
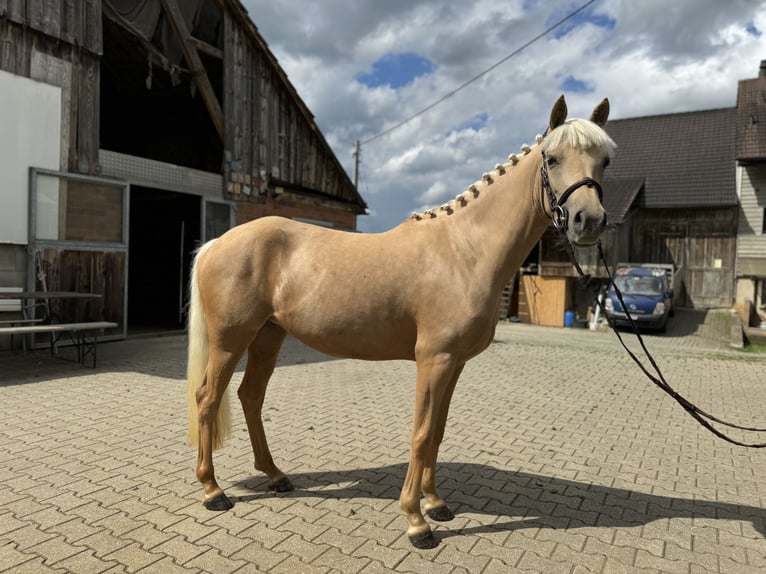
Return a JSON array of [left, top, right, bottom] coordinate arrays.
[[0, 287, 45, 352], [0, 322, 118, 367]]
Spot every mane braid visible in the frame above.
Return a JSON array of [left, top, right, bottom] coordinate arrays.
[[409, 136, 545, 222]]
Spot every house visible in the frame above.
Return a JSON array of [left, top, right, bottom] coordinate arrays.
[[516, 105, 739, 325], [0, 0, 366, 340], [734, 60, 766, 323]]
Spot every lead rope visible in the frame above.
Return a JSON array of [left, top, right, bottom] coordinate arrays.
[[562, 240, 766, 448]]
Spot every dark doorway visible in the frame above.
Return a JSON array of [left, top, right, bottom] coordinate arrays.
[[128, 186, 201, 333]]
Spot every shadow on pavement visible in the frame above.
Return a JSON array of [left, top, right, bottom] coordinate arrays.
[[0, 333, 338, 386], [231, 462, 765, 543], [662, 308, 709, 339]]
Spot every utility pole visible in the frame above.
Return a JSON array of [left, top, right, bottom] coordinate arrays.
[[353, 140, 360, 190]]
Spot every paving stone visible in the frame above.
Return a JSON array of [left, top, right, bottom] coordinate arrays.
[[0, 316, 764, 573], [53, 549, 118, 573]]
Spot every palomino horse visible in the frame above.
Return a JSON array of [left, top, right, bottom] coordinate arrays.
[[187, 95, 615, 549]]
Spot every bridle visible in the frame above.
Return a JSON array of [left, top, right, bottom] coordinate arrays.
[[540, 150, 604, 232]]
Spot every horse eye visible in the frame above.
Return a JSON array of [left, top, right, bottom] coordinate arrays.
[[547, 157, 559, 167], [603, 157, 611, 169]]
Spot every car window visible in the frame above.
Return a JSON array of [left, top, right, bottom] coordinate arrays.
[[611, 276, 662, 297]]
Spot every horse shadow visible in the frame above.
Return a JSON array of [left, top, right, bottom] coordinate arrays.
[[231, 462, 766, 541]]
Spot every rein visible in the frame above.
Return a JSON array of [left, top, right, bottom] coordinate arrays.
[[571, 243, 766, 447], [543, 170, 766, 447]]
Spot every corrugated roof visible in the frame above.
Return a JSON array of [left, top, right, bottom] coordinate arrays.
[[604, 108, 738, 209], [736, 73, 766, 161]]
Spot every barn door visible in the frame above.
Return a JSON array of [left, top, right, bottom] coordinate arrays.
[[642, 228, 735, 308], [685, 234, 736, 308]]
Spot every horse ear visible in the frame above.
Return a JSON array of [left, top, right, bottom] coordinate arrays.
[[548, 95, 568, 132], [590, 98, 610, 127]]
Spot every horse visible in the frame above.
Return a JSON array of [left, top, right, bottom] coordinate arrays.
[[186, 95, 616, 549]]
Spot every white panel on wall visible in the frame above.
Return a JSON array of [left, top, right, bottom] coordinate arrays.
[[0, 69, 61, 244]]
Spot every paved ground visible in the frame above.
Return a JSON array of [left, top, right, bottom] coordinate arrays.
[[1, 310, 765, 573]]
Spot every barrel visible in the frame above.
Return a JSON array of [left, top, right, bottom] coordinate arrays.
[[564, 310, 575, 328]]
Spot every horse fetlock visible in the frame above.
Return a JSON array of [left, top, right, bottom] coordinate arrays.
[[196, 463, 212, 484]]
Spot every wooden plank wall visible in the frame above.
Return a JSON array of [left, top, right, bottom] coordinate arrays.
[[36, 248, 125, 334], [630, 208, 737, 308], [520, 275, 569, 327], [538, 226, 623, 279], [222, 9, 360, 208], [738, 164, 766, 261], [0, 0, 102, 53], [0, 11, 100, 174]]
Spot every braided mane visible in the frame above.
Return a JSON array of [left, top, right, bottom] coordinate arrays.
[[409, 117, 615, 222]]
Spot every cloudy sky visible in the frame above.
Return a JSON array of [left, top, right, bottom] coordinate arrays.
[[241, 0, 766, 233]]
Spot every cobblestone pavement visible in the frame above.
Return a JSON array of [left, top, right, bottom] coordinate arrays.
[[1, 310, 765, 573]]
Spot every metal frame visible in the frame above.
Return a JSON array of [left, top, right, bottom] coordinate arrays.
[[202, 199, 235, 242], [27, 167, 129, 341]]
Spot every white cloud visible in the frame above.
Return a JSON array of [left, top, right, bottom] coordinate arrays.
[[243, 0, 766, 232]]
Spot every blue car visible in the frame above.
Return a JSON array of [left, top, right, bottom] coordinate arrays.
[[603, 264, 674, 332]]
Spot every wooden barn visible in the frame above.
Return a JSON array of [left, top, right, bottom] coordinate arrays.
[[602, 107, 738, 310], [0, 0, 366, 339], [513, 105, 739, 326]]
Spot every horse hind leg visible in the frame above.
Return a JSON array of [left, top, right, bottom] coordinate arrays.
[[238, 322, 293, 493], [196, 341, 247, 511]]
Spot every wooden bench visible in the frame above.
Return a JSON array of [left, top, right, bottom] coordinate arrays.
[[0, 322, 118, 367]]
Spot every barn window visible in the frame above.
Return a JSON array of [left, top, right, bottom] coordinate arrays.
[[762, 208, 766, 234], [31, 169, 127, 245]]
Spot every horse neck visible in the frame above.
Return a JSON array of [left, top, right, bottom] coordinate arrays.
[[447, 151, 550, 290]]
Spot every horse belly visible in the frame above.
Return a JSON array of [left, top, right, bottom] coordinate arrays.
[[274, 311, 417, 361], [270, 280, 416, 360]]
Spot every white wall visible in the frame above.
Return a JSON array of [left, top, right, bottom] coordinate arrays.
[[0, 69, 61, 244]]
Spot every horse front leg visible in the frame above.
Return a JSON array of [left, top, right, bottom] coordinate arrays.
[[196, 346, 241, 510], [238, 322, 293, 493], [421, 363, 464, 523], [400, 353, 461, 549]]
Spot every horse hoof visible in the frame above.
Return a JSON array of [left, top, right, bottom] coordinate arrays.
[[426, 505, 455, 522], [268, 476, 294, 493], [409, 530, 439, 549], [203, 493, 233, 511]]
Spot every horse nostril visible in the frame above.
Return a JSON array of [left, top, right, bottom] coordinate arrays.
[[573, 210, 584, 229]]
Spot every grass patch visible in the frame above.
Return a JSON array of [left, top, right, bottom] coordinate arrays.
[[739, 342, 766, 354]]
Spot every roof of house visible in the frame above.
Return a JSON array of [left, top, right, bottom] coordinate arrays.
[[736, 71, 766, 162], [603, 107, 738, 210], [601, 175, 643, 224]]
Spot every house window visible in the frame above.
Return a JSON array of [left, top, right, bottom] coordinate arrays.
[[763, 208, 766, 234]]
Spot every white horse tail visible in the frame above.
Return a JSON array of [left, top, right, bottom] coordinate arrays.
[[186, 239, 232, 450]]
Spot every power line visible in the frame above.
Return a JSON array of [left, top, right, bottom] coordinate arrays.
[[360, 0, 599, 146]]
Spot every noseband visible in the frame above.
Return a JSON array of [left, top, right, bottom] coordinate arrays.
[[540, 151, 603, 231]]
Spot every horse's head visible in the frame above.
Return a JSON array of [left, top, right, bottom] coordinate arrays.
[[540, 95, 616, 246]]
